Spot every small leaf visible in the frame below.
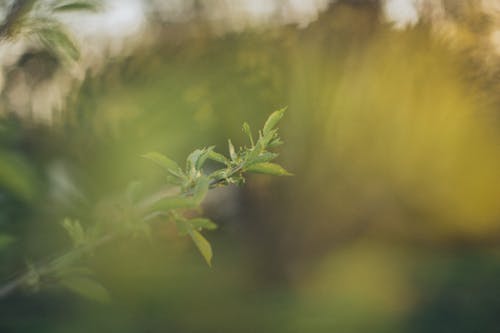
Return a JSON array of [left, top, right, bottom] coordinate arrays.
[[60, 276, 111, 303], [263, 107, 286, 135], [150, 196, 195, 212], [228, 139, 237, 161], [52, 1, 100, 12], [245, 162, 292, 176], [207, 150, 229, 165], [61, 218, 86, 247], [189, 230, 213, 267], [186, 149, 203, 173], [188, 218, 217, 231], [192, 176, 209, 204], [37, 26, 80, 61], [194, 147, 214, 170], [175, 219, 192, 236], [242, 122, 254, 146], [249, 152, 278, 164], [142, 152, 183, 178]]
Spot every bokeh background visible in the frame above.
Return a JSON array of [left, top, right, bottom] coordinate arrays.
[[2, 0, 500, 332]]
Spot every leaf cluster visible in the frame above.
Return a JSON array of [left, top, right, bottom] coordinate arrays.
[[25, 109, 290, 302]]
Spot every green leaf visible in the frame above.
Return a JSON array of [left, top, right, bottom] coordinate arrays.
[[189, 230, 213, 267], [150, 196, 195, 212], [263, 107, 286, 135], [245, 162, 292, 176], [187, 147, 215, 171], [36, 26, 80, 61], [61, 218, 86, 247], [249, 152, 279, 164], [188, 218, 217, 231], [142, 152, 183, 178], [52, 1, 100, 12], [175, 219, 191, 236], [186, 149, 203, 172], [60, 276, 111, 303], [207, 150, 229, 165], [192, 176, 209, 204], [228, 139, 237, 161], [242, 122, 254, 146]]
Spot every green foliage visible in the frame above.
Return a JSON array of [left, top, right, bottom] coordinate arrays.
[[0, 0, 103, 61], [0, 110, 288, 301], [139, 109, 290, 266], [51, 0, 100, 12]]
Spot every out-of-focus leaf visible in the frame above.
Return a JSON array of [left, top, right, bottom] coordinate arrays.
[[60, 276, 110, 303], [189, 230, 213, 267], [246, 162, 292, 176], [150, 196, 195, 212], [61, 218, 86, 247], [36, 26, 80, 60], [175, 219, 191, 236], [188, 218, 217, 231], [207, 150, 229, 165], [52, 0, 100, 12], [0, 151, 37, 200], [192, 176, 209, 204], [263, 107, 286, 135], [142, 152, 183, 178]]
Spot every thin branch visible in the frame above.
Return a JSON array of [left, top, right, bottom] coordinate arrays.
[[0, 162, 246, 299]]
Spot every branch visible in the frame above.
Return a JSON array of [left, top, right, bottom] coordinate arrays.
[[0, 109, 289, 300]]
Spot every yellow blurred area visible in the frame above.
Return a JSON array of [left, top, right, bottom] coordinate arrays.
[[284, 13, 500, 240]]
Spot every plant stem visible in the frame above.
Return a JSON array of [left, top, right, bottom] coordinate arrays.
[[0, 162, 246, 299]]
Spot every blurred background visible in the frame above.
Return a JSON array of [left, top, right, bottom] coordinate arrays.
[[2, 0, 500, 332]]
